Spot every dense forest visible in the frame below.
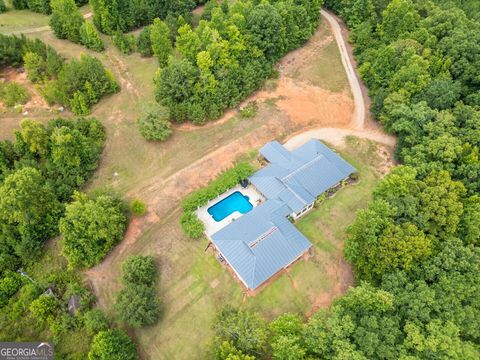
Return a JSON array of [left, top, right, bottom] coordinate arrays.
[[90, 0, 204, 34], [209, 0, 480, 359]]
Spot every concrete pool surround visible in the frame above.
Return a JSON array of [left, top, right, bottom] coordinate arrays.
[[196, 185, 265, 236]]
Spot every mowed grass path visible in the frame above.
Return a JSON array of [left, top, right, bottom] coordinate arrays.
[[95, 137, 388, 359]]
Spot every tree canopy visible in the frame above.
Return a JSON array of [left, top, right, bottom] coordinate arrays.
[[88, 329, 139, 360], [59, 192, 127, 268]]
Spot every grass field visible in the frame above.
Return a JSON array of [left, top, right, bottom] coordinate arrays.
[[294, 41, 350, 92], [0, 4, 90, 34], [287, 22, 349, 93], [0, 9, 49, 34]]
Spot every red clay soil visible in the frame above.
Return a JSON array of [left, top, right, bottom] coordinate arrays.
[[0, 68, 51, 111]]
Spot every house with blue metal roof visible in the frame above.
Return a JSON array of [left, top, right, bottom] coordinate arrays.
[[250, 139, 356, 219], [208, 139, 356, 291], [211, 199, 311, 289]]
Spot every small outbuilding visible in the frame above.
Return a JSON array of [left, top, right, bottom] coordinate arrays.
[[68, 295, 81, 315]]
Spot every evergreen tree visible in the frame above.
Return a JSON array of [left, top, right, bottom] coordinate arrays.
[[49, 0, 84, 43], [80, 22, 105, 51]]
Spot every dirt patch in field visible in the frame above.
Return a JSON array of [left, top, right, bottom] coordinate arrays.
[[307, 254, 354, 316], [255, 78, 353, 127], [0, 68, 51, 111]]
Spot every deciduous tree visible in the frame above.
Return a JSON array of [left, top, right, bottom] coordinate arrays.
[[88, 329, 139, 360], [59, 192, 127, 268]]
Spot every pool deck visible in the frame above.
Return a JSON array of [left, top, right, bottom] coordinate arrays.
[[196, 185, 265, 237]]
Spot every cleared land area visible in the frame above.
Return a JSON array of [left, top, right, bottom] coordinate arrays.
[[0, 9, 395, 359]]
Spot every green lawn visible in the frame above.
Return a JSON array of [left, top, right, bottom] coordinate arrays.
[[291, 26, 350, 93], [96, 137, 388, 359], [0, 9, 49, 34]]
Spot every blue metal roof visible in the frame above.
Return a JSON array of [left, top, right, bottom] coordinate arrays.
[[211, 200, 311, 289], [209, 140, 355, 290], [250, 140, 355, 213]]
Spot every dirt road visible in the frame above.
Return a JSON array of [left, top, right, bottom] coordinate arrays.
[[321, 9, 365, 130]]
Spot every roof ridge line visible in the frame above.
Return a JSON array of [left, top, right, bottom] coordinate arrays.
[[248, 226, 278, 248], [281, 153, 324, 182]]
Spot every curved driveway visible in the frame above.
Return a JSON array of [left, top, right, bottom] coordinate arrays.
[[285, 9, 396, 150], [321, 9, 365, 130]]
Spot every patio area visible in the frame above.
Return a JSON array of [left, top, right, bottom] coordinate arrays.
[[196, 185, 264, 236]]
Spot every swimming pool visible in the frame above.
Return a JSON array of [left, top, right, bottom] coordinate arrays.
[[208, 191, 253, 222]]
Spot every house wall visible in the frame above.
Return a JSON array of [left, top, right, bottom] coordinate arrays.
[[291, 202, 314, 220], [209, 241, 250, 289]]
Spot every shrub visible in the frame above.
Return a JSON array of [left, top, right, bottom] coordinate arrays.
[[0, 34, 26, 67], [23, 52, 44, 83], [84, 308, 109, 335], [55, 54, 119, 114], [129, 199, 147, 216], [80, 22, 104, 51], [181, 162, 255, 212], [180, 211, 205, 239], [239, 102, 258, 118], [22, 46, 63, 83], [136, 26, 152, 57], [0, 0, 7, 13], [213, 306, 268, 357], [150, 18, 172, 67], [180, 162, 255, 238], [26, 0, 51, 14], [0, 273, 23, 307], [121, 255, 157, 286], [12, 0, 28, 9], [115, 255, 160, 328], [112, 30, 135, 55], [88, 329, 139, 360], [0, 82, 29, 107], [137, 103, 172, 141], [29, 295, 58, 323]]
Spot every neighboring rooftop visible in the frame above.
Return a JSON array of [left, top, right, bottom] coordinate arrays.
[[249, 140, 356, 214], [211, 199, 312, 289]]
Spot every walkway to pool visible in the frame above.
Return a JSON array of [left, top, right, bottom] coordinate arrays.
[[196, 185, 265, 236]]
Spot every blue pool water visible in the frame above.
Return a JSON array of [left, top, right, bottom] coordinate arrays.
[[208, 191, 253, 222]]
